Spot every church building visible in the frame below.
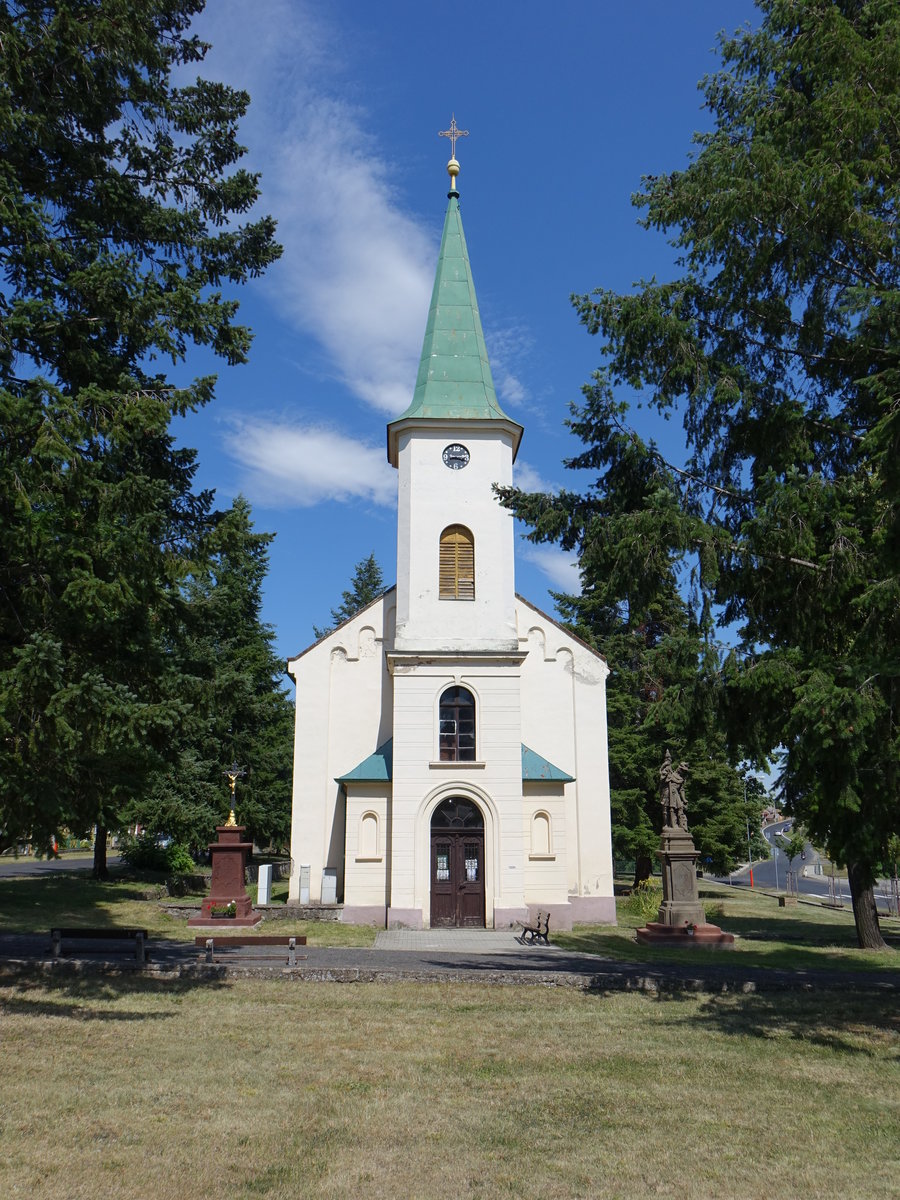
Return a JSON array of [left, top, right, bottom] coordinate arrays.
[[286, 144, 615, 929]]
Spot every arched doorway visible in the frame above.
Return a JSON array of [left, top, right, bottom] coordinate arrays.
[[430, 797, 485, 928]]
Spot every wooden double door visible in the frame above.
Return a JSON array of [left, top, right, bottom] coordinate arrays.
[[430, 798, 485, 928]]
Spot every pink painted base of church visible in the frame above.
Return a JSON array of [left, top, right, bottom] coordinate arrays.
[[387, 907, 423, 930], [377, 897, 617, 931], [635, 921, 735, 948], [341, 905, 388, 926], [567, 895, 617, 925]]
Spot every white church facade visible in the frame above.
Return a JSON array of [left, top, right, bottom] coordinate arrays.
[[286, 150, 615, 929]]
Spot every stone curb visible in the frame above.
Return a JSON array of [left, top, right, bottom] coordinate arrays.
[[1, 956, 897, 994]]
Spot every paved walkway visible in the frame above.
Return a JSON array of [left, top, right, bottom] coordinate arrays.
[[374, 930, 532, 952], [1, 931, 897, 994]]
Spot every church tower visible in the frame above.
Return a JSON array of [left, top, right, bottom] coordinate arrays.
[[383, 140, 530, 927], [286, 128, 614, 931], [387, 148, 522, 653]]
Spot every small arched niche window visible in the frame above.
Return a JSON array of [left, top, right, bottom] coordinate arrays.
[[439, 686, 476, 761], [358, 811, 379, 859], [531, 811, 552, 857], [439, 525, 475, 600]]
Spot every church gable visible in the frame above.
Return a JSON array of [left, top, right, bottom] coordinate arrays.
[[515, 593, 608, 676], [286, 585, 396, 670]]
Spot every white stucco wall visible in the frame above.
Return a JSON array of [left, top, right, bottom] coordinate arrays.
[[516, 596, 615, 918], [342, 783, 391, 921], [394, 424, 518, 652], [286, 595, 394, 904], [386, 655, 528, 928]]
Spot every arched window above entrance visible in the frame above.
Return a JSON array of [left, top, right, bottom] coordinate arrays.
[[438, 686, 476, 761], [431, 796, 484, 829], [439, 525, 475, 600]]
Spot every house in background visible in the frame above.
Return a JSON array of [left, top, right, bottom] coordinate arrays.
[[286, 149, 614, 929]]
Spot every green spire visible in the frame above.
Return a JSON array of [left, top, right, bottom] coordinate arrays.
[[395, 194, 513, 424], [387, 148, 523, 465]]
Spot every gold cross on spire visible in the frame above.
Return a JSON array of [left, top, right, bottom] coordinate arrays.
[[438, 114, 469, 159]]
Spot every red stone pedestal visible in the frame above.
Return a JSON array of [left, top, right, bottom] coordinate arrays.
[[636, 921, 735, 948], [635, 824, 735, 948], [188, 825, 261, 928]]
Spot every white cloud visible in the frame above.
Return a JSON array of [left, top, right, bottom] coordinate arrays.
[[486, 325, 531, 412], [222, 417, 396, 510], [519, 545, 582, 593], [513, 459, 558, 494], [192, 2, 434, 415]]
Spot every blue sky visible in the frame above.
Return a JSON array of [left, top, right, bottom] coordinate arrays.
[[176, 1, 759, 664]]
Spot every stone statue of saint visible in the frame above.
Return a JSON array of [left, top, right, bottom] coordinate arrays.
[[659, 749, 689, 831]]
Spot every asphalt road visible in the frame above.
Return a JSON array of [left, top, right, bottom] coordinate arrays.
[[0, 853, 121, 878], [710, 820, 897, 916]]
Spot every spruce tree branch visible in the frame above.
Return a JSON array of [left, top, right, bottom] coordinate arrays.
[[724, 544, 825, 573], [606, 408, 748, 503], [655, 452, 746, 502]]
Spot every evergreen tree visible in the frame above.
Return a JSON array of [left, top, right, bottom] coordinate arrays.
[[500, 389, 762, 884], [313, 553, 384, 639], [129, 498, 294, 854], [0, 1, 281, 871], [508, 0, 899, 946], [556, 588, 767, 883]]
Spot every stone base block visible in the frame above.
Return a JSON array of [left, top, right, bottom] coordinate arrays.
[[188, 893, 260, 928], [187, 913, 261, 928], [635, 921, 735, 948]]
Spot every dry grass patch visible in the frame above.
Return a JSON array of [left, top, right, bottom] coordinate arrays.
[[0, 977, 897, 1200]]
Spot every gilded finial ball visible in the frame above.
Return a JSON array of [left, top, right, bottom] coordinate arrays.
[[447, 157, 460, 181]]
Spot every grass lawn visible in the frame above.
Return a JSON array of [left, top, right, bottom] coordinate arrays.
[[0, 873, 377, 947], [1, 872, 898, 963], [556, 881, 900, 973], [0, 975, 896, 1200]]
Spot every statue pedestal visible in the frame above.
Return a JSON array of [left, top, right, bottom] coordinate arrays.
[[636, 827, 734, 948], [188, 825, 261, 928]]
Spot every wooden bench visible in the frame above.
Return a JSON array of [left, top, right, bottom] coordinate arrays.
[[195, 935, 307, 966], [516, 912, 550, 946], [51, 928, 148, 963]]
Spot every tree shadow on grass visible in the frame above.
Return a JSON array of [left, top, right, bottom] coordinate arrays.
[[556, 917, 900, 974], [634, 989, 900, 1059], [0, 872, 166, 924], [0, 968, 230, 1021]]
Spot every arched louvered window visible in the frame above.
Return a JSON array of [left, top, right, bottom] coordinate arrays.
[[439, 525, 475, 600], [439, 686, 476, 762]]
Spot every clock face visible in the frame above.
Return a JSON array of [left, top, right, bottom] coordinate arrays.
[[442, 443, 470, 470]]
